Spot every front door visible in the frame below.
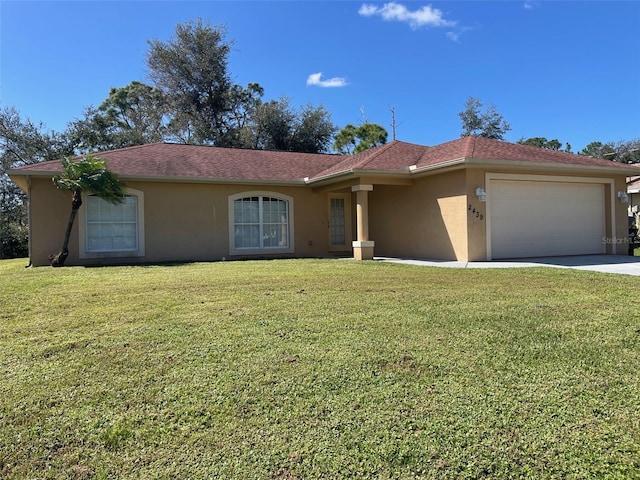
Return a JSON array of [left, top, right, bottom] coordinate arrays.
[[328, 193, 352, 252]]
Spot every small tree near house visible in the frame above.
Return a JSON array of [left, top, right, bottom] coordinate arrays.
[[50, 154, 125, 267]]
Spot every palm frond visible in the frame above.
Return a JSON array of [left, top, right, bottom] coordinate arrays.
[[52, 154, 125, 203]]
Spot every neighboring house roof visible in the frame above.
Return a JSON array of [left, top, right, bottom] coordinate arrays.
[[628, 176, 640, 194], [10, 137, 640, 188]]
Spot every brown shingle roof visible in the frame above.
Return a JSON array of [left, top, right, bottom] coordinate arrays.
[[412, 136, 637, 169], [10, 137, 637, 185], [308, 141, 428, 179], [312, 137, 637, 179], [14, 143, 342, 183]]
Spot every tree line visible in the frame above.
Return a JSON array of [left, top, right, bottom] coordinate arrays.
[[1, 19, 638, 259]]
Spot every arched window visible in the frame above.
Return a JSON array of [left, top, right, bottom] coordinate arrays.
[[229, 192, 294, 255]]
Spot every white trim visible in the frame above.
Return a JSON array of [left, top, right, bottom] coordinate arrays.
[[468, 158, 639, 175], [409, 158, 466, 174], [352, 241, 375, 247], [485, 173, 613, 260], [78, 188, 145, 259], [228, 191, 295, 256], [26, 176, 33, 265]]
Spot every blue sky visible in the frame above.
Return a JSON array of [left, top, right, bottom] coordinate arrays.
[[1, 0, 638, 152]]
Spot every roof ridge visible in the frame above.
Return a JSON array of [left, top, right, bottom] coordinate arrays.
[[470, 136, 477, 157], [354, 140, 431, 169], [89, 142, 166, 156], [161, 142, 343, 159]]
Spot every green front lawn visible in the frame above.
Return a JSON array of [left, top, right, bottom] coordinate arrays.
[[1, 258, 639, 479]]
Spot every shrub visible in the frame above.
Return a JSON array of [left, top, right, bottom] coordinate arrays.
[[0, 218, 28, 259]]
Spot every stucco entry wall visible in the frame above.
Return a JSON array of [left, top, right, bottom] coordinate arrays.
[[465, 168, 488, 261], [369, 170, 468, 260], [28, 179, 331, 266]]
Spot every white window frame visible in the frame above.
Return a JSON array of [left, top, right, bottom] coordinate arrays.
[[78, 188, 145, 259], [228, 191, 294, 256]]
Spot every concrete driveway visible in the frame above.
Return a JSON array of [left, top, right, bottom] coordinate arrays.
[[376, 255, 640, 276]]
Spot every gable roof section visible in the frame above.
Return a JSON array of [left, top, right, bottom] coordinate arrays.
[[308, 141, 428, 181], [411, 136, 637, 170]]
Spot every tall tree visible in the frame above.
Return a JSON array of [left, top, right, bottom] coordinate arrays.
[[289, 103, 337, 154], [66, 106, 114, 154], [610, 139, 640, 164], [215, 82, 265, 148], [579, 140, 640, 163], [459, 96, 511, 140], [68, 82, 167, 153], [50, 155, 125, 267], [146, 19, 234, 145], [517, 137, 563, 151], [251, 98, 296, 151], [248, 98, 336, 153], [580, 141, 616, 159], [334, 123, 388, 154]]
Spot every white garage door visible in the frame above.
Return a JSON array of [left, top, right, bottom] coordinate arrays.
[[489, 180, 605, 259]]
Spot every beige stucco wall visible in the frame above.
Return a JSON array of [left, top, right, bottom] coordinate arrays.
[[368, 170, 469, 261], [29, 178, 79, 266], [465, 168, 488, 261], [24, 167, 632, 266], [27, 178, 333, 266], [368, 167, 630, 262]]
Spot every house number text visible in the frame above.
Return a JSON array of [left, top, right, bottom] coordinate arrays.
[[468, 204, 484, 221]]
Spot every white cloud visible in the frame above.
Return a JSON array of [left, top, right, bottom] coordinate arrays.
[[306, 72, 348, 88], [358, 4, 379, 16], [446, 25, 474, 43], [524, 1, 539, 10], [358, 2, 457, 29]]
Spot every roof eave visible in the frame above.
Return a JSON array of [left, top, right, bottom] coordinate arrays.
[[408, 158, 466, 175], [8, 169, 307, 187], [8, 169, 57, 192], [7, 171, 33, 192], [408, 157, 640, 176], [119, 174, 307, 186], [8, 168, 58, 177], [467, 157, 640, 175], [305, 168, 410, 185]]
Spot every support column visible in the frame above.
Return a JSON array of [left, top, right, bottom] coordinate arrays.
[[352, 184, 375, 260]]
